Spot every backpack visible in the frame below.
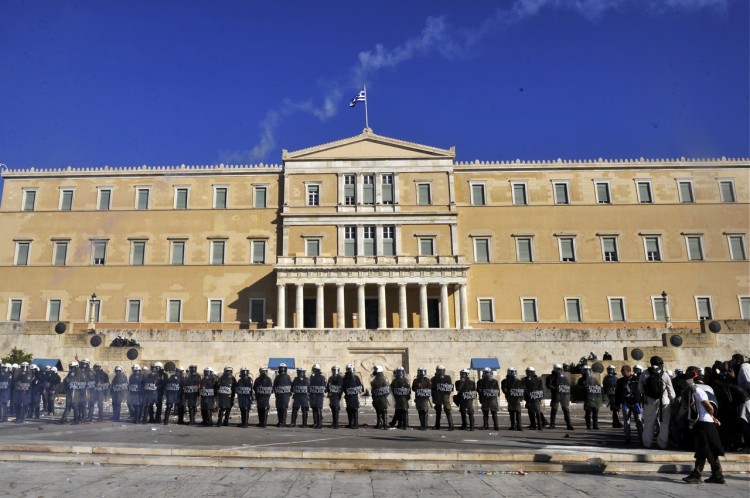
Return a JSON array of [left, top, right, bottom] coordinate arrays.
[[643, 367, 664, 399]]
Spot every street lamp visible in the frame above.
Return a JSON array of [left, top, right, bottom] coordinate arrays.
[[661, 291, 671, 328], [88, 293, 97, 332]]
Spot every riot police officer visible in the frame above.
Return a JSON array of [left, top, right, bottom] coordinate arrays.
[[547, 364, 574, 430], [152, 362, 168, 423], [502, 367, 525, 431], [164, 366, 184, 425], [342, 364, 363, 429], [182, 364, 201, 425], [524, 366, 544, 430], [80, 359, 96, 422], [12, 362, 33, 423], [199, 367, 218, 426], [431, 365, 454, 431], [578, 365, 602, 429], [142, 364, 160, 424], [291, 367, 310, 428], [128, 364, 143, 424], [236, 367, 254, 428], [216, 366, 236, 427], [603, 365, 622, 428], [326, 365, 344, 429], [110, 366, 128, 422], [457, 368, 478, 431], [411, 367, 431, 430], [0, 364, 12, 422], [477, 367, 500, 430], [273, 363, 292, 427], [46, 367, 61, 416], [309, 364, 326, 429], [390, 367, 411, 429], [28, 364, 42, 419], [92, 363, 110, 421], [253, 366, 273, 427], [370, 365, 390, 430], [59, 362, 76, 424]]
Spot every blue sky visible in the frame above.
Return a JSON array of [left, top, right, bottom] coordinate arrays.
[[0, 0, 747, 193]]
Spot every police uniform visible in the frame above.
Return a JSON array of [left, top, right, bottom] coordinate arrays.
[[12, 366, 33, 423], [216, 368, 237, 427], [59, 367, 75, 424], [28, 366, 42, 419], [370, 367, 390, 430], [163, 369, 183, 425], [273, 366, 292, 427], [127, 367, 143, 424], [430, 367, 454, 431], [477, 369, 500, 430], [110, 368, 128, 422], [45, 368, 61, 416], [603, 368, 622, 428], [82, 362, 96, 422], [199, 369, 218, 426], [577, 367, 603, 429], [253, 368, 273, 427], [411, 369, 431, 430], [182, 366, 201, 425], [390, 369, 411, 429], [308, 366, 327, 429], [326, 368, 344, 428], [92, 365, 110, 421], [341, 366, 363, 429], [291, 369, 310, 428], [0, 366, 12, 422], [456, 370, 478, 431], [236, 369, 254, 428], [524, 367, 544, 430], [501, 369, 525, 431], [142, 368, 159, 424], [546, 366, 574, 430]]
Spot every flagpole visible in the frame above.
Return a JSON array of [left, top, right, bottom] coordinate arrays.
[[364, 83, 369, 129]]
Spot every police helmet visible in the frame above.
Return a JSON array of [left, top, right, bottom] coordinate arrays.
[[674, 368, 684, 377], [312, 364, 321, 373], [634, 364, 644, 374], [70, 361, 79, 368], [93, 363, 101, 369], [259, 366, 268, 374], [4, 363, 12, 370], [153, 362, 163, 370], [132, 365, 141, 372], [507, 367, 517, 376], [203, 367, 211, 375], [482, 367, 492, 377], [331, 365, 340, 374], [296, 367, 306, 376], [607, 365, 616, 374], [372, 365, 384, 375], [460, 368, 470, 377], [345, 364, 354, 374], [12, 363, 19, 369], [394, 366, 405, 377], [176, 366, 185, 372], [278, 363, 287, 374], [21, 361, 29, 367], [553, 363, 563, 371], [581, 365, 592, 375], [435, 365, 446, 375], [30, 364, 39, 371], [240, 366, 249, 374], [44, 365, 51, 371], [224, 366, 233, 372], [525, 366, 535, 373], [51, 367, 58, 373], [114, 366, 123, 372], [188, 364, 197, 373], [417, 367, 427, 376]]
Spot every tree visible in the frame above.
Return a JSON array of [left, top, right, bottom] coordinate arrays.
[[1, 347, 33, 365]]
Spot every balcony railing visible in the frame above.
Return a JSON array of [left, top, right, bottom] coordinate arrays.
[[276, 255, 466, 266]]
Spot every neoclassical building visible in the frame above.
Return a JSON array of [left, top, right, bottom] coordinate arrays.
[[1, 129, 748, 332]]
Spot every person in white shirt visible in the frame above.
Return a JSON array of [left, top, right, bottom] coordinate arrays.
[[682, 367, 725, 485]]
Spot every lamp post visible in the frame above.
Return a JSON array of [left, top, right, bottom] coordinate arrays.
[[661, 291, 671, 328], [88, 293, 97, 332]]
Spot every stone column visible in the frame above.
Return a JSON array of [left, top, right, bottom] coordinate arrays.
[[316, 283, 324, 329], [440, 284, 449, 328], [460, 283, 470, 329], [357, 284, 366, 329], [336, 284, 345, 329], [378, 283, 386, 329], [295, 283, 304, 329], [276, 284, 286, 328], [398, 283, 407, 329], [419, 283, 428, 328]]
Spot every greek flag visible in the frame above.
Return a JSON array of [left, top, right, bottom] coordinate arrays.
[[349, 88, 366, 107]]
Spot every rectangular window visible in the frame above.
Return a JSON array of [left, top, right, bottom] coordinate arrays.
[[48, 299, 61, 322], [306, 239, 320, 257], [344, 226, 357, 256], [175, 188, 188, 209], [253, 186, 267, 208], [522, 298, 538, 322], [565, 298, 582, 322], [92, 241, 107, 265], [653, 296, 667, 321], [250, 298, 265, 323], [678, 180, 695, 203], [97, 188, 111, 210], [419, 238, 435, 256], [131, 241, 146, 265], [516, 237, 533, 262], [307, 184, 320, 206], [686, 236, 704, 261], [595, 182, 611, 204], [8, 299, 22, 321], [382, 226, 395, 256], [609, 298, 626, 322], [740, 297, 750, 319], [559, 237, 576, 262], [417, 183, 431, 205], [363, 226, 376, 256], [211, 240, 226, 265], [251, 240, 266, 264], [136, 188, 150, 210], [214, 187, 227, 209], [719, 180, 736, 203], [15, 241, 30, 266], [22, 190, 36, 211], [729, 235, 747, 260], [602, 236, 619, 262], [644, 236, 661, 262], [636, 181, 653, 204], [512, 182, 528, 205], [208, 299, 222, 323], [127, 300, 141, 323], [474, 238, 490, 263], [344, 175, 356, 205], [362, 175, 375, 205], [60, 189, 74, 211], [478, 299, 494, 322], [553, 182, 569, 205], [167, 299, 182, 323], [171, 240, 185, 265], [696, 297, 713, 320], [471, 183, 486, 206], [53, 241, 68, 266], [381, 174, 394, 205]]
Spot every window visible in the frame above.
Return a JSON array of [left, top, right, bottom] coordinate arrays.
[[251, 240, 266, 264], [213, 186, 228, 209], [678, 180, 694, 203], [250, 298, 265, 324], [382, 226, 395, 256], [53, 241, 68, 266], [307, 184, 320, 206], [92, 240, 107, 265], [88, 297, 101, 322], [167, 299, 182, 323], [175, 187, 188, 209], [512, 182, 528, 205], [208, 299, 222, 323], [419, 237, 435, 256], [60, 189, 74, 211], [97, 188, 111, 210], [15, 241, 30, 266], [127, 300, 141, 323], [478, 299, 494, 322], [644, 236, 661, 262], [417, 183, 432, 205], [22, 189, 36, 211], [516, 237, 533, 262], [696, 297, 713, 320], [343, 175, 356, 205], [740, 297, 750, 319], [719, 180, 736, 203], [474, 238, 490, 263], [306, 238, 320, 257], [636, 181, 653, 204], [8, 299, 22, 321], [211, 240, 226, 265], [521, 298, 538, 322], [728, 235, 747, 260], [686, 236, 704, 261], [558, 237, 576, 262], [609, 298, 626, 322], [601, 236, 619, 262], [363, 226, 376, 256], [565, 298, 582, 322], [595, 182, 611, 204], [136, 188, 150, 210], [344, 226, 357, 256], [362, 175, 375, 205], [471, 183, 486, 206], [381, 174, 394, 205], [253, 185, 268, 208], [553, 182, 569, 205], [652, 296, 667, 321], [171, 240, 185, 265], [47, 299, 61, 322], [131, 240, 146, 265]]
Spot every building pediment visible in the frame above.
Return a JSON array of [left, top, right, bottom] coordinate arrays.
[[282, 128, 455, 162]]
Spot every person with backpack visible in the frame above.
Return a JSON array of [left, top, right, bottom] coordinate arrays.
[[639, 356, 676, 449], [615, 364, 643, 444]]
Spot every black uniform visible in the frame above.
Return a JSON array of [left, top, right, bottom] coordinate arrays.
[[12, 368, 33, 423], [341, 370, 363, 429], [164, 371, 184, 425], [546, 369, 574, 430], [326, 371, 344, 428], [153, 368, 168, 423], [603, 371, 622, 428], [216, 371, 237, 427], [92, 367, 110, 421], [253, 371, 273, 427], [309, 370, 327, 429], [182, 368, 201, 425], [456, 374, 478, 431], [411, 373, 431, 430], [431, 370, 454, 431], [199, 371, 218, 426], [59, 369, 75, 424], [291, 372, 310, 428], [82, 365, 96, 421], [0, 368, 12, 422], [501, 373, 525, 431], [477, 373, 500, 430], [110, 370, 128, 422], [45, 370, 61, 416], [141, 369, 159, 424], [236, 372, 254, 428], [371, 371, 391, 430], [273, 369, 292, 427], [127, 370, 143, 424], [390, 374, 411, 429], [577, 372, 603, 429], [524, 371, 544, 430]]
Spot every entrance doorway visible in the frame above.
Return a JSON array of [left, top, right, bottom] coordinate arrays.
[[364, 298, 379, 329], [427, 299, 440, 328], [303, 298, 316, 328]]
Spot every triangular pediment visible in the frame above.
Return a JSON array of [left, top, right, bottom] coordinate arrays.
[[283, 128, 455, 162]]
